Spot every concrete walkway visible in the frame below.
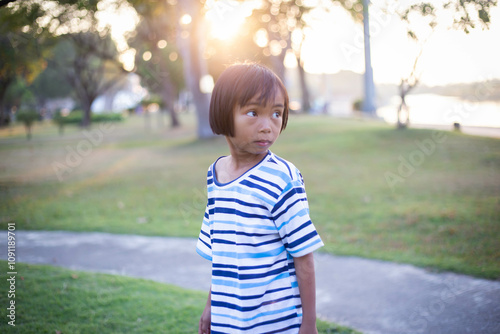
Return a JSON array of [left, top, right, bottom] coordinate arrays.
[[1, 230, 499, 334]]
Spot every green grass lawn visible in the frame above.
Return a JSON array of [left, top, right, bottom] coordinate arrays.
[[0, 262, 359, 333], [1, 113, 499, 279]]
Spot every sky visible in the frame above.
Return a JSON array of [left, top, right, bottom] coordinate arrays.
[[299, 1, 500, 86], [102, 0, 500, 87]]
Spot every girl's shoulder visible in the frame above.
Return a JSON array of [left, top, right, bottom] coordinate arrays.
[[263, 151, 304, 185]]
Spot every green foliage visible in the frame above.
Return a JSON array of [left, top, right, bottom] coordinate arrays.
[[317, 319, 362, 334], [53, 110, 123, 127], [15, 110, 39, 139], [127, 0, 184, 96], [0, 0, 48, 119], [16, 110, 39, 126], [400, 0, 497, 37]]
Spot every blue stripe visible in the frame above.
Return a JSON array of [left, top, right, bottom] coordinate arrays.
[[211, 305, 297, 322], [212, 219, 277, 232], [259, 166, 291, 184], [288, 238, 323, 256], [274, 155, 293, 179], [276, 208, 309, 230], [201, 218, 210, 227], [249, 174, 283, 192], [196, 247, 212, 261], [213, 236, 283, 248], [273, 198, 305, 221], [211, 286, 291, 300], [213, 265, 288, 280], [286, 230, 319, 250], [212, 272, 290, 289], [211, 312, 298, 332], [212, 295, 295, 313], [213, 207, 272, 220], [212, 229, 273, 238], [199, 229, 210, 240], [266, 323, 302, 334], [198, 237, 211, 251], [209, 185, 276, 206], [213, 197, 268, 210], [212, 245, 285, 259], [212, 258, 288, 271], [271, 187, 306, 214], [284, 221, 313, 240], [240, 180, 280, 199]]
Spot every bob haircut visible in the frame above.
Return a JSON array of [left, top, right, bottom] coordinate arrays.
[[209, 63, 289, 137]]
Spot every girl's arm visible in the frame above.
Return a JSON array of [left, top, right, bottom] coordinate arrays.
[[294, 253, 319, 334], [198, 288, 211, 334]]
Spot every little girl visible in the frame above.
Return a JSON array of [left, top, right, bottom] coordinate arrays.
[[196, 63, 324, 334]]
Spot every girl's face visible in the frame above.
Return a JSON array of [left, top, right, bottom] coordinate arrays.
[[226, 90, 285, 158]]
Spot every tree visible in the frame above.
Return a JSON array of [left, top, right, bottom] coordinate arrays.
[[29, 44, 74, 111], [1, 0, 130, 127], [247, 0, 314, 112], [128, 0, 182, 128], [51, 32, 126, 127], [335, 0, 497, 125], [396, 0, 497, 128], [176, 0, 213, 138], [0, 1, 47, 125], [127, 0, 213, 137], [16, 110, 38, 139]]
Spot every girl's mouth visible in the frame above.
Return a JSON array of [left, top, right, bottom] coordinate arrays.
[[255, 140, 271, 147]]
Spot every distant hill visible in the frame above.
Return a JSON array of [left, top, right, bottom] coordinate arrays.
[[412, 80, 500, 101], [285, 69, 500, 107]]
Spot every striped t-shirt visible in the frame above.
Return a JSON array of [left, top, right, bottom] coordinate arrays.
[[196, 151, 324, 334]]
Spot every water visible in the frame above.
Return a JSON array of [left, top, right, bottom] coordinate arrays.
[[376, 94, 500, 128]]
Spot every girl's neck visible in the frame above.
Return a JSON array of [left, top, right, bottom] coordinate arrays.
[[216, 151, 268, 184], [227, 149, 268, 171]]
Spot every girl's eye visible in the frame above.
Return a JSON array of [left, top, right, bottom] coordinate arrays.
[[272, 111, 282, 118], [246, 111, 257, 117]]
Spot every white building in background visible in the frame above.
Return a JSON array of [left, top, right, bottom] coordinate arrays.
[[91, 73, 147, 113]]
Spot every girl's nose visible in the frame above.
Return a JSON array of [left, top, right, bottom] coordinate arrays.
[[259, 118, 271, 133]]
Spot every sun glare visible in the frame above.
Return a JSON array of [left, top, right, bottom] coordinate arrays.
[[204, 0, 258, 40]]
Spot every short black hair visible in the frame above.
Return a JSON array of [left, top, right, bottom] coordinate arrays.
[[209, 63, 289, 137]]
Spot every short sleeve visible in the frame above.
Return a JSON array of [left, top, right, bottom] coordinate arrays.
[[272, 178, 324, 257], [196, 202, 212, 261]]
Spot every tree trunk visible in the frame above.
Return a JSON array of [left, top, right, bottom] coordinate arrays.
[[25, 125, 32, 140], [0, 77, 13, 126], [159, 54, 180, 128], [177, 0, 212, 139], [270, 54, 286, 82], [397, 98, 409, 129], [103, 90, 116, 112], [296, 55, 311, 113], [81, 98, 92, 128]]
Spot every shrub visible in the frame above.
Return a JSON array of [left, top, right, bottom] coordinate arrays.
[[16, 110, 39, 140], [352, 98, 363, 111], [52, 110, 123, 133]]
